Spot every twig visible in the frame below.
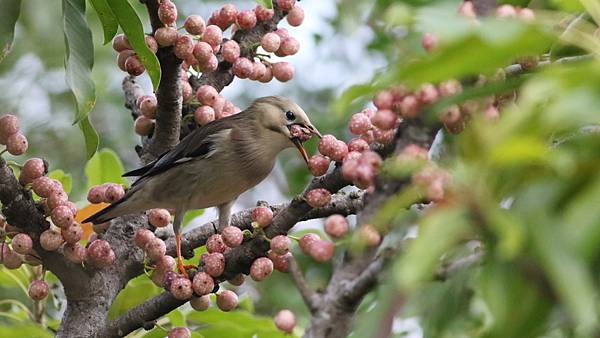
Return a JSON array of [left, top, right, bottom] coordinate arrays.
[[289, 256, 320, 313]]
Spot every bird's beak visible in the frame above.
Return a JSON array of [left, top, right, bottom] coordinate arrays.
[[310, 125, 322, 139], [292, 138, 310, 164]]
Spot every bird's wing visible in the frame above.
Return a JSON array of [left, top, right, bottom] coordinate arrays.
[[126, 113, 246, 184]]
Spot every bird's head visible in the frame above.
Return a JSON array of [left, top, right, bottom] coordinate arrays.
[[251, 96, 321, 163]]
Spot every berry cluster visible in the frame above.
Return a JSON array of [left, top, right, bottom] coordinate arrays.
[[114, 0, 306, 135], [0, 114, 28, 155]]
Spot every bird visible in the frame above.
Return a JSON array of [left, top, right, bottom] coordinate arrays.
[[84, 96, 321, 275]]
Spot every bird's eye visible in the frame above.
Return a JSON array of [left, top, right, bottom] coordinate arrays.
[[285, 111, 296, 121]]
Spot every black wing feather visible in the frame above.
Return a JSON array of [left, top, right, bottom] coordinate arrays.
[[123, 112, 248, 181]]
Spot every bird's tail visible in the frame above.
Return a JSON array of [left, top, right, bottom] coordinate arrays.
[[83, 197, 137, 224]]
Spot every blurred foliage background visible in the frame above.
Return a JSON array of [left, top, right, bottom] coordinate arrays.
[[2, 0, 600, 337]]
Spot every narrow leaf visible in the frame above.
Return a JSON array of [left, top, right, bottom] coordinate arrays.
[[79, 117, 99, 160], [0, 0, 21, 63], [89, 0, 118, 45], [106, 0, 161, 89], [62, 0, 98, 158], [84, 148, 129, 188]]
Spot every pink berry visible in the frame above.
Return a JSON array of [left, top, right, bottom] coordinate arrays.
[[2, 245, 21, 269], [134, 116, 153, 136], [168, 327, 191, 338], [194, 106, 215, 125], [62, 223, 83, 244], [518, 8, 535, 21], [221, 226, 243, 247], [192, 271, 214, 296], [155, 27, 178, 47], [233, 57, 253, 79], [269, 251, 291, 272], [249, 62, 267, 81], [19, 158, 47, 185], [458, 1, 477, 18], [279, 37, 299, 56], [484, 104, 500, 120], [216, 290, 238, 311], [422, 32, 438, 52], [158, 0, 178, 25], [0, 114, 19, 144], [47, 189, 68, 210], [63, 243, 86, 264], [148, 208, 171, 228], [193, 41, 214, 63], [270, 235, 291, 255], [87, 185, 106, 204], [51, 205, 74, 228], [219, 4, 237, 25], [236, 10, 256, 30], [252, 206, 273, 227], [308, 239, 335, 262], [277, 0, 295, 11], [348, 113, 372, 135], [261, 32, 281, 53], [184, 15, 205, 35], [250, 257, 273, 281], [182, 81, 193, 102], [272, 62, 294, 82], [174, 35, 194, 60], [305, 188, 331, 208], [145, 237, 166, 262], [125, 55, 145, 76], [371, 109, 397, 130], [373, 90, 393, 110], [348, 138, 370, 152], [145, 35, 158, 53], [360, 150, 383, 168], [221, 40, 240, 63], [299, 233, 320, 255], [329, 140, 349, 162], [40, 229, 64, 251], [417, 83, 439, 105], [28, 280, 49, 301], [308, 154, 330, 176], [206, 234, 228, 253], [12, 233, 32, 254], [105, 183, 125, 203], [255, 5, 274, 21], [287, 6, 304, 26], [399, 95, 419, 118], [317, 134, 337, 157], [7, 133, 28, 155], [139, 96, 157, 119], [170, 277, 193, 300], [203, 252, 225, 277], [116, 50, 134, 72], [155, 255, 176, 273], [496, 4, 517, 18], [196, 85, 218, 107], [32, 176, 55, 198], [274, 309, 296, 334], [190, 295, 211, 311], [202, 25, 223, 47], [438, 79, 462, 97], [355, 224, 381, 247], [200, 54, 219, 73], [134, 228, 155, 248], [112, 34, 131, 52], [86, 239, 115, 268], [439, 105, 461, 125], [324, 215, 349, 238]]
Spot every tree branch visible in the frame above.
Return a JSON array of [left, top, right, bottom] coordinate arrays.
[[289, 255, 321, 313]]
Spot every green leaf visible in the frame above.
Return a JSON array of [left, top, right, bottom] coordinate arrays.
[[0, 324, 53, 338], [187, 308, 293, 338], [62, 0, 98, 159], [182, 209, 204, 229], [89, 0, 118, 45], [79, 116, 99, 160], [255, 0, 273, 9], [84, 148, 129, 189], [331, 83, 375, 116], [48, 169, 72, 195], [106, 0, 161, 89], [167, 309, 187, 327], [109, 275, 162, 319], [0, 0, 21, 63]]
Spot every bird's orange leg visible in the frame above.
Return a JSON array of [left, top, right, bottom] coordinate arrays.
[[175, 233, 189, 278]]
